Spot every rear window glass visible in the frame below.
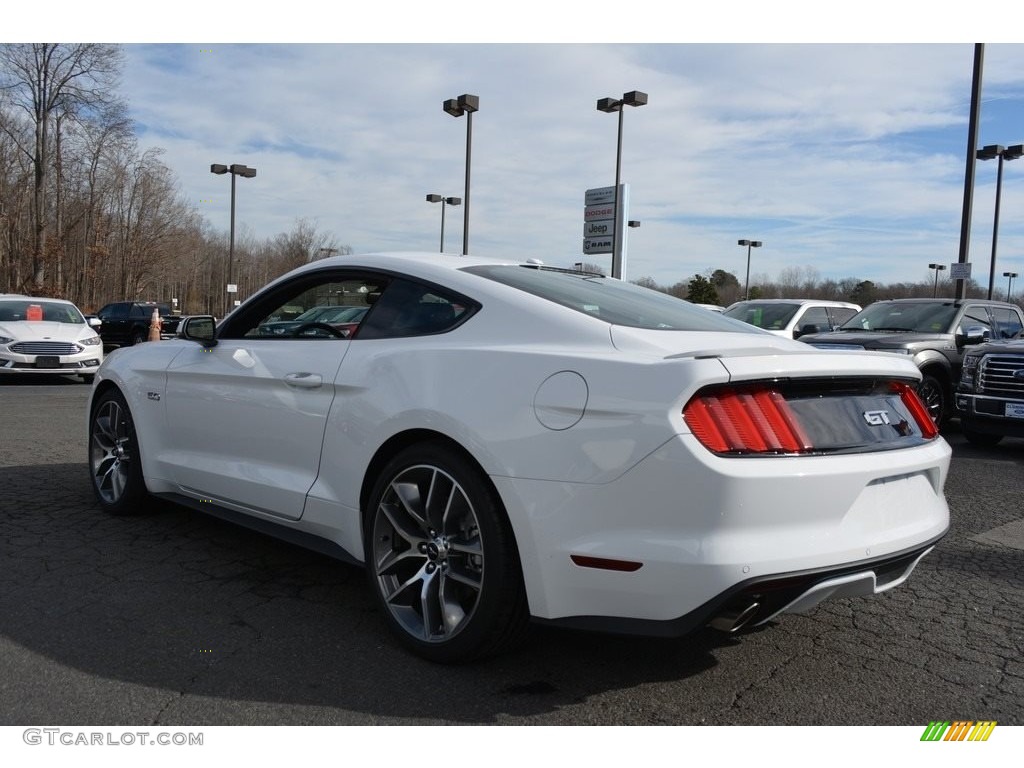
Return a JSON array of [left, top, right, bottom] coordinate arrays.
[[462, 265, 754, 332]]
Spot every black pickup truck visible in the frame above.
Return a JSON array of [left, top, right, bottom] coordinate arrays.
[[95, 301, 182, 348], [956, 335, 1024, 446]]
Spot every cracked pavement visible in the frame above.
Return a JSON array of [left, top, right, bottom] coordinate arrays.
[[1, 377, 1022, 725]]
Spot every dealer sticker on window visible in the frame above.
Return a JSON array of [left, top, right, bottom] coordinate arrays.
[[1006, 402, 1024, 419]]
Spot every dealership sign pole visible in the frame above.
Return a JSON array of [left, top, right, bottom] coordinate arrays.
[[584, 184, 629, 278]]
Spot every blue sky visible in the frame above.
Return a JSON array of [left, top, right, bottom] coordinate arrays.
[[18, 6, 1024, 291]]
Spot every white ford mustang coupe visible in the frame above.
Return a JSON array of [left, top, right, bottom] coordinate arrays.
[[87, 253, 950, 662]]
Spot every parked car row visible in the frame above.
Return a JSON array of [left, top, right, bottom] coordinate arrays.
[[723, 296, 1024, 428]]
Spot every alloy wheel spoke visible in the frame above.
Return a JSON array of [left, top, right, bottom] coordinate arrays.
[[380, 502, 427, 547], [375, 545, 426, 578], [392, 481, 428, 528], [420, 567, 443, 639], [438, 572, 469, 634]]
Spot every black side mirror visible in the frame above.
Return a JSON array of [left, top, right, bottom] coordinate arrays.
[[794, 324, 819, 339], [178, 315, 218, 347]]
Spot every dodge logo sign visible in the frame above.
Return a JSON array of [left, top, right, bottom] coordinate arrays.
[[1014, 369, 1024, 380], [863, 410, 891, 426]]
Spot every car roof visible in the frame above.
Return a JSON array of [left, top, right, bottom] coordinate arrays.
[[868, 298, 1016, 306], [0, 295, 77, 306], [726, 299, 861, 308]]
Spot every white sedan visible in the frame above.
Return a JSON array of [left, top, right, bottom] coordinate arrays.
[[87, 253, 950, 662], [0, 295, 103, 382]]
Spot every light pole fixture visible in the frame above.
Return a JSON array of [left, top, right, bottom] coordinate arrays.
[[210, 163, 257, 315], [928, 263, 947, 298], [1004, 270, 1018, 301], [738, 239, 762, 301], [596, 90, 648, 279], [426, 194, 461, 253], [442, 94, 479, 256], [976, 143, 1023, 299]]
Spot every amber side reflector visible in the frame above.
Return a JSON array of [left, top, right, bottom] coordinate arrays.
[[570, 555, 643, 572]]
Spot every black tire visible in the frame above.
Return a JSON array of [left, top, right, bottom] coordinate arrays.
[[962, 428, 1003, 448], [131, 331, 147, 346], [88, 388, 148, 515], [363, 441, 529, 663], [916, 374, 947, 426]]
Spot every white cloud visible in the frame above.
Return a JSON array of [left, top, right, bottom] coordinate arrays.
[[100, 42, 1024, 289]]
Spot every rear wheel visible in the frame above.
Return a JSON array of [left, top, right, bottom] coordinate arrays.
[[364, 441, 529, 663], [88, 389, 148, 514], [131, 331, 146, 346]]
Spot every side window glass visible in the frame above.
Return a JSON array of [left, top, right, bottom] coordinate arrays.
[[797, 306, 829, 331], [221, 273, 388, 340], [357, 278, 475, 340], [830, 308, 857, 326], [130, 305, 148, 319], [990, 307, 1023, 339], [104, 304, 128, 320]]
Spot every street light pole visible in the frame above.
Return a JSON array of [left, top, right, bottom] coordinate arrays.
[[1004, 271, 1018, 301], [928, 263, 947, 298], [596, 91, 647, 280], [210, 163, 256, 315], [426, 194, 461, 253], [738, 239, 762, 300], [443, 94, 478, 256], [977, 143, 1023, 299]]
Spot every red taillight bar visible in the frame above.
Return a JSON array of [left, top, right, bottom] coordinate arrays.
[[683, 386, 812, 454], [891, 381, 939, 439]]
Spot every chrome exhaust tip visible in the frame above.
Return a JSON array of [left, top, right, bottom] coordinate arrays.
[[709, 601, 760, 633]]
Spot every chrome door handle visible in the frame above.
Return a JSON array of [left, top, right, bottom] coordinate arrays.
[[283, 372, 323, 389]]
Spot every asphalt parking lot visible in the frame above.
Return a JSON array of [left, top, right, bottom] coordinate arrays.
[[1, 376, 1022, 726]]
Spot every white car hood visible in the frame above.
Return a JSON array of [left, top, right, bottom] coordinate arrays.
[[609, 326, 922, 381], [0, 321, 92, 342]]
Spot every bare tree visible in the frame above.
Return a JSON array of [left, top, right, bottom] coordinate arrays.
[[0, 43, 123, 289]]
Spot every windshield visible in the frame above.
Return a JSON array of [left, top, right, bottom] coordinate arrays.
[[0, 299, 84, 324], [462, 265, 754, 332], [839, 302, 959, 333], [723, 302, 801, 330]]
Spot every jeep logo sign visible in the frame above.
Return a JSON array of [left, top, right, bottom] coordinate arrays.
[[863, 410, 891, 426]]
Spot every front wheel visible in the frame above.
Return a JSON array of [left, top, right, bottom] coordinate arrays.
[[916, 374, 947, 426], [364, 442, 529, 663], [962, 427, 1003, 448], [88, 388, 148, 514]]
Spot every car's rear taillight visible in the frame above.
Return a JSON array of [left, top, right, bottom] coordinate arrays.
[[889, 381, 939, 439], [683, 379, 939, 455], [683, 388, 812, 454]]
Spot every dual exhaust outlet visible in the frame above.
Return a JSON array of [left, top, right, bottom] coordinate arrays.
[[709, 600, 760, 633]]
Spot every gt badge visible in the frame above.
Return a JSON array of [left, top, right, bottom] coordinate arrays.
[[863, 410, 891, 426]]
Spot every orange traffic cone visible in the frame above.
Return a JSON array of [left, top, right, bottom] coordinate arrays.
[[148, 307, 161, 341]]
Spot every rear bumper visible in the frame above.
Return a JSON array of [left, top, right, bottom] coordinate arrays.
[[496, 434, 951, 626], [534, 535, 944, 637]]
